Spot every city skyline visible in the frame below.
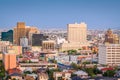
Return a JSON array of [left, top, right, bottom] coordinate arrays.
[[0, 0, 120, 29]]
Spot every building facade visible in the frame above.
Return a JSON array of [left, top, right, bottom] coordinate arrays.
[[32, 34, 48, 46], [13, 22, 26, 45], [1, 30, 13, 43], [42, 40, 55, 51], [104, 29, 119, 44], [60, 22, 90, 51], [0, 41, 10, 53], [20, 37, 28, 47], [13, 22, 39, 45], [99, 44, 120, 65], [67, 22, 87, 43], [3, 53, 17, 70]]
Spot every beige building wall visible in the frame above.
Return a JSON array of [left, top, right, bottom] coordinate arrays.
[[99, 44, 120, 65], [60, 22, 90, 51], [28, 27, 40, 45], [68, 22, 87, 43], [42, 40, 55, 51], [7, 45, 22, 55], [13, 22, 39, 46], [13, 22, 26, 45], [0, 41, 10, 53], [3, 53, 16, 70], [61, 42, 90, 51]]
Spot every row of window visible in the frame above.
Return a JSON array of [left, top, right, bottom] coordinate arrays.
[[21, 65, 55, 67]]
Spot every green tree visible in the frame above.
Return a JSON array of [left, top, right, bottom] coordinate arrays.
[[0, 60, 5, 79], [24, 71, 32, 74], [67, 49, 77, 55], [85, 68, 96, 77], [12, 78, 17, 80], [93, 65, 102, 74], [103, 70, 115, 77], [71, 63, 78, 70]]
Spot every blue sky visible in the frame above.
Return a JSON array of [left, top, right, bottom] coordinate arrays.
[[0, 0, 120, 29]]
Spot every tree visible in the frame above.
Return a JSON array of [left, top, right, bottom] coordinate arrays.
[[0, 60, 5, 79], [103, 70, 115, 77], [24, 71, 32, 74], [85, 68, 96, 77], [93, 65, 102, 74], [67, 49, 77, 55], [71, 63, 78, 70], [12, 78, 17, 80], [58, 77, 62, 80]]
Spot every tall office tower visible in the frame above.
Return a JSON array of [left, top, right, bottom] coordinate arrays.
[[1, 30, 13, 43], [27, 27, 40, 45], [99, 44, 120, 65], [3, 53, 16, 70], [67, 22, 87, 43], [13, 22, 40, 45], [104, 29, 119, 44], [32, 34, 48, 46], [13, 22, 26, 45]]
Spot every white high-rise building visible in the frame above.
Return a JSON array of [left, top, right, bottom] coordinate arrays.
[[99, 44, 120, 65]]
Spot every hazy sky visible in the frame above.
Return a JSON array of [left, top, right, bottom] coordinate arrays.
[[0, 0, 120, 29]]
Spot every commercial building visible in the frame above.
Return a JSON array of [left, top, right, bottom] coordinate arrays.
[[3, 53, 17, 70], [67, 22, 87, 43], [38, 73, 49, 80], [19, 62, 57, 70], [32, 34, 48, 46], [20, 37, 28, 47], [42, 40, 55, 51], [98, 44, 120, 65], [0, 41, 10, 53], [104, 29, 119, 44], [7, 45, 22, 55], [13, 22, 39, 45], [53, 72, 71, 80], [28, 27, 40, 45], [61, 22, 90, 51], [14, 22, 26, 45], [1, 30, 13, 43]]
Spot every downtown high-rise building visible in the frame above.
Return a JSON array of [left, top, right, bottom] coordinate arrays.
[[13, 22, 40, 45], [61, 22, 90, 51], [67, 22, 87, 43], [13, 22, 26, 45]]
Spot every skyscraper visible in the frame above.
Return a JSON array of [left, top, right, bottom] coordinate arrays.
[[13, 22, 40, 45], [61, 22, 90, 51], [67, 22, 87, 43], [1, 30, 13, 43], [13, 22, 26, 45]]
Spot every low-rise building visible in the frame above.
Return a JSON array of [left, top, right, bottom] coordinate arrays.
[[19, 62, 57, 70], [42, 40, 55, 51], [38, 73, 49, 80], [73, 70, 88, 79], [53, 72, 71, 80]]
